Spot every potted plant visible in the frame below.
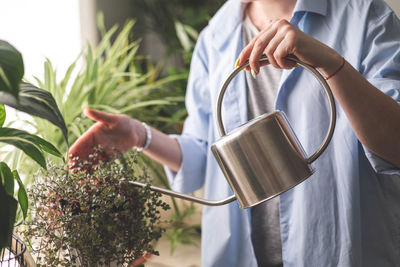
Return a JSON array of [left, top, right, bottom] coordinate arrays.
[[0, 39, 67, 264], [22, 148, 169, 266], [1, 15, 200, 255]]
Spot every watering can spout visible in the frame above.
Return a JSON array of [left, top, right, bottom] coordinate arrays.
[[128, 181, 237, 206]]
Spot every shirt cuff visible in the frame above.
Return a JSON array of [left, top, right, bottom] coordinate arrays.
[[163, 134, 206, 194], [363, 146, 400, 176]]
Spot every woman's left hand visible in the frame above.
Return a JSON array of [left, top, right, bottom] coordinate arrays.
[[237, 19, 342, 78]]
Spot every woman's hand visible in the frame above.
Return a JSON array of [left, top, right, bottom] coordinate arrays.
[[237, 19, 343, 78], [68, 108, 146, 162]]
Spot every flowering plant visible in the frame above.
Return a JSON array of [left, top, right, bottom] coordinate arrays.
[[23, 148, 169, 266]]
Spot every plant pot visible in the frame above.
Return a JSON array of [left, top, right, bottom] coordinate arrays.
[[0, 235, 32, 267]]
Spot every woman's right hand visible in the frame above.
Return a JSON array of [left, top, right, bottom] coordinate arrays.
[[68, 108, 146, 163]]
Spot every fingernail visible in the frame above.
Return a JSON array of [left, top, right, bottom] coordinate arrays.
[[82, 106, 89, 117], [251, 69, 257, 79], [235, 58, 240, 68]]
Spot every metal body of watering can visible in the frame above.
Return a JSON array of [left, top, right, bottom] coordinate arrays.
[[129, 55, 336, 209]]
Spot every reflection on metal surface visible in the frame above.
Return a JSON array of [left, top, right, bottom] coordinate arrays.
[[211, 55, 336, 208], [129, 55, 336, 209]]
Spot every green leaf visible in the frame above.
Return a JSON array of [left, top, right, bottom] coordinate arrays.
[[0, 40, 24, 99], [119, 100, 174, 113], [174, 21, 194, 52], [183, 24, 199, 40], [0, 128, 47, 169], [0, 162, 14, 196], [13, 170, 28, 220], [0, 104, 5, 127], [31, 135, 62, 158], [0, 82, 68, 146], [0, 184, 17, 249]]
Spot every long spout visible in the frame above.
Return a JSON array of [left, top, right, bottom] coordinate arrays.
[[127, 181, 237, 206]]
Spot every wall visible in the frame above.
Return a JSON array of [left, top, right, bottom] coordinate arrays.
[[386, 0, 400, 15], [0, 0, 82, 81]]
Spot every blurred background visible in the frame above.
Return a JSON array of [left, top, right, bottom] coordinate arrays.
[[0, 1, 399, 266]]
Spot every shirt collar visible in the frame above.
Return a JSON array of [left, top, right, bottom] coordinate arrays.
[[293, 0, 328, 17], [210, 0, 328, 48]]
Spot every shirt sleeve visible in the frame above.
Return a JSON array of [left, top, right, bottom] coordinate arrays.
[[163, 29, 212, 193], [359, 9, 400, 175]]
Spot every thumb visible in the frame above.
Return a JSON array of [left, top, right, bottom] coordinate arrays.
[[83, 107, 116, 124]]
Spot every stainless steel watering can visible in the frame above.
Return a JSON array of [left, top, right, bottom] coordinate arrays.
[[129, 55, 336, 209]]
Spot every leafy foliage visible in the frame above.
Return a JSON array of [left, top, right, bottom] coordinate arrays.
[[0, 128, 61, 169], [0, 82, 68, 144], [3, 15, 186, 180], [0, 105, 5, 127], [131, 0, 224, 57], [0, 40, 66, 250], [0, 41, 24, 98], [0, 16, 193, 252], [22, 148, 170, 266], [164, 204, 200, 255], [0, 185, 17, 249]]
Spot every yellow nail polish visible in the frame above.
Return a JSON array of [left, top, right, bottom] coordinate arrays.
[[251, 69, 257, 79], [235, 58, 240, 68]]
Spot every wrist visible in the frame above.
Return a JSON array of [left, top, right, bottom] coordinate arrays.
[[316, 51, 344, 79]]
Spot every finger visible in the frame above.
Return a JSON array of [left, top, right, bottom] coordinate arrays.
[[68, 133, 95, 163], [274, 33, 298, 69], [68, 123, 101, 161], [238, 38, 258, 70], [68, 135, 111, 170], [264, 28, 287, 69], [84, 108, 116, 125], [249, 27, 278, 73], [238, 21, 276, 70]]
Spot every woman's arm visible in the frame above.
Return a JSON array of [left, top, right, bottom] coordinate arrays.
[[324, 58, 400, 168], [237, 19, 400, 168], [142, 125, 182, 172], [68, 108, 182, 172]]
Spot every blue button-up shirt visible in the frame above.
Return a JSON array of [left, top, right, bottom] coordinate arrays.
[[165, 0, 400, 266]]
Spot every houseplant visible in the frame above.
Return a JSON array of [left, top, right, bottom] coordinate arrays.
[[23, 148, 170, 266], [1, 15, 198, 253], [0, 40, 67, 258], [3, 14, 186, 182]]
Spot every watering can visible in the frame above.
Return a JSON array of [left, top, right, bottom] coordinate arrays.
[[129, 55, 336, 209]]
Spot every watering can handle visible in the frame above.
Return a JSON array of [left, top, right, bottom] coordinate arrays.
[[216, 55, 336, 164]]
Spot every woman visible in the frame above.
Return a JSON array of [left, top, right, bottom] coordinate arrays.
[[70, 0, 400, 266]]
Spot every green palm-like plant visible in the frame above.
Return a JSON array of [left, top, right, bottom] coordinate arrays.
[[3, 14, 186, 180], [0, 40, 67, 250]]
